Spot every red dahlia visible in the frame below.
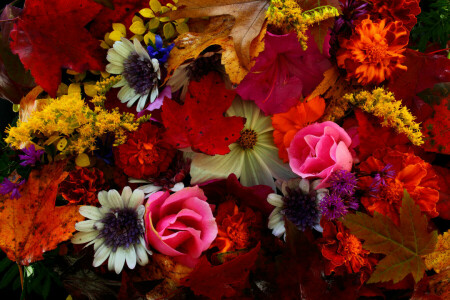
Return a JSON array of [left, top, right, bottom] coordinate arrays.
[[60, 167, 107, 205]]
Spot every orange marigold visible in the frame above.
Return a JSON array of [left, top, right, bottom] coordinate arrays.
[[372, 0, 421, 31], [272, 96, 325, 162], [337, 17, 409, 85], [319, 220, 371, 275], [359, 147, 440, 225]]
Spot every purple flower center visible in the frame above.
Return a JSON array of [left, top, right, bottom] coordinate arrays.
[[282, 188, 319, 231], [123, 52, 158, 95], [97, 207, 144, 251]]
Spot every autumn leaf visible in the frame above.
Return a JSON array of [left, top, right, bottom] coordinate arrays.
[[342, 190, 438, 284], [162, 72, 245, 155], [0, 162, 84, 265], [424, 230, 450, 273], [9, 0, 105, 97], [305, 67, 339, 101], [180, 243, 260, 300], [165, 0, 269, 69]]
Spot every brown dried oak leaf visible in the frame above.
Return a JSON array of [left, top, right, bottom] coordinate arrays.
[[0, 162, 84, 265], [165, 0, 269, 69], [342, 190, 438, 284]]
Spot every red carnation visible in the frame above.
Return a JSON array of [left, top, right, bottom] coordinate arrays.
[[115, 123, 176, 179], [59, 167, 107, 205]]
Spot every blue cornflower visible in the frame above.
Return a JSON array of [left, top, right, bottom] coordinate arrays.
[[147, 35, 174, 64], [18, 144, 44, 166], [0, 177, 25, 199]]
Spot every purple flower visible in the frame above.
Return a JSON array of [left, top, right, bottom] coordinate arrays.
[[282, 187, 320, 231], [369, 164, 396, 196], [319, 194, 348, 220], [147, 35, 174, 64], [0, 177, 25, 199], [18, 144, 44, 166], [328, 170, 357, 196]]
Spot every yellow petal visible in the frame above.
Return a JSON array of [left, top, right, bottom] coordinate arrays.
[[163, 23, 175, 39], [139, 8, 155, 18], [130, 21, 146, 35], [144, 31, 156, 45], [148, 18, 160, 30], [132, 15, 144, 24], [57, 138, 68, 151], [68, 83, 81, 95], [149, 0, 162, 13], [84, 82, 98, 97], [112, 23, 127, 36], [175, 22, 189, 35], [109, 30, 124, 41], [75, 153, 90, 167], [161, 6, 170, 14]]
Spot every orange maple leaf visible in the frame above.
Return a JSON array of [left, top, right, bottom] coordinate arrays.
[[0, 162, 84, 265]]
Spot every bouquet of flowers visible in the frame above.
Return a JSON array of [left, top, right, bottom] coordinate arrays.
[[0, 0, 449, 299]]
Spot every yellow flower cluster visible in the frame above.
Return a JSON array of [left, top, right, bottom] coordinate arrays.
[[321, 96, 352, 122], [266, 0, 339, 50], [343, 88, 424, 146], [5, 89, 139, 155]]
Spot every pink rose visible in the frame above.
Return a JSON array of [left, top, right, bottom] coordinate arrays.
[[288, 121, 353, 189], [144, 186, 218, 267]]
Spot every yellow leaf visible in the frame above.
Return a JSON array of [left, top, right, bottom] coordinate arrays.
[[12, 104, 20, 112], [424, 230, 450, 273], [306, 67, 340, 101], [75, 153, 90, 167], [132, 15, 144, 24], [148, 18, 160, 30], [150, 0, 162, 13], [112, 23, 126, 36], [68, 83, 81, 95], [109, 30, 124, 41], [163, 23, 175, 39], [165, 0, 269, 69], [139, 8, 155, 18], [84, 82, 98, 97], [130, 21, 146, 35], [159, 16, 171, 22], [175, 22, 189, 34], [144, 31, 156, 45]]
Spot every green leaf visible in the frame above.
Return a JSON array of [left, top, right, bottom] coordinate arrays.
[[342, 190, 438, 283], [0, 263, 18, 289]]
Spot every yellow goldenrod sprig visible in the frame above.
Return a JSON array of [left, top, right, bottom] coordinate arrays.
[[266, 0, 339, 50], [343, 88, 424, 146]]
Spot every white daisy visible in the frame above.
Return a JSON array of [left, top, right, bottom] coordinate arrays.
[[72, 187, 151, 274], [128, 178, 184, 198], [267, 178, 328, 239], [106, 38, 161, 112], [188, 97, 296, 191]]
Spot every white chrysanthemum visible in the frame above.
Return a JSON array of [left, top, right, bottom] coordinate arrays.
[[106, 38, 161, 112], [72, 187, 151, 274], [267, 178, 328, 239], [128, 178, 184, 198], [189, 97, 296, 191]]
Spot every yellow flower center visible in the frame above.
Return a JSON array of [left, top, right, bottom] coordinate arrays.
[[237, 129, 257, 150]]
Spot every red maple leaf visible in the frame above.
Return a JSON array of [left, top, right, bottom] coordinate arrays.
[[388, 49, 450, 120], [9, 0, 105, 97], [162, 72, 245, 155], [180, 243, 260, 300]]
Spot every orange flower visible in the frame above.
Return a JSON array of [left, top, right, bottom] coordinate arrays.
[[272, 96, 325, 162], [359, 147, 439, 225], [337, 17, 409, 85], [319, 220, 371, 275]]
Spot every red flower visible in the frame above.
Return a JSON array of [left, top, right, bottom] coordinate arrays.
[[359, 147, 440, 225], [319, 220, 371, 275], [371, 0, 421, 31], [59, 167, 106, 205], [115, 123, 176, 179]]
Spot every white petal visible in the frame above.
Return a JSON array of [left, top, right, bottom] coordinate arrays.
[[267, 194, 283, 207], [135, 244, 149, 266], [114, 247, 126, 274], [71, 231, 98, 244], [126, 94, 141, 108], [113, 77, 127, 88], [170, 182, 184, 192], [128, 189, 145, 209], [311, 179, 323, 190], [151, 58, 159, 71], [272, 223, 286, 238], [268, 214, 282, 228], [108, 189, 124, 209], [254, 138, 296, 180], [136, 205, 145, 219], [93, 238, 105, 251], [133, 38, 151, 60], [108, 251, 116, 272], [125, 245, 137, 270], [106, 49, 125, 65], [75, 220, 97, 232], [93, 245, 111, 267], [129, 178, 151, 184], [137, 94, 149, 112], [117, 85, 136, 102], [240, 149, 275, 190], [149, 86, 159, 103], [299, 179, 310, 194], [106, 63, 124, 74], [79, 206, 104, 220], [138, 184, 161, 194], [121, 186, 132, 207], [114, 38, 134, 58], [98, 191, 110, 208]]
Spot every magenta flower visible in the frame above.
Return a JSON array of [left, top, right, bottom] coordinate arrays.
[[19, 144, 44, 166], [236, 31, 331, 115]]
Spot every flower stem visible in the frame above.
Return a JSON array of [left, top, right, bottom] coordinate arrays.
[[17, 262, 24, 290]]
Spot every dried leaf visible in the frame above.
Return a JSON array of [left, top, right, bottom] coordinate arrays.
[[424, 231, 450, 273], [305, 66, 339, 101], [166, 0, 269, 69], [180, 243, 260, 300], [18, 85, 45, 122], [342, 190, 438, 284], [428, 270, 450, 300], [0, 162, 84, 265]]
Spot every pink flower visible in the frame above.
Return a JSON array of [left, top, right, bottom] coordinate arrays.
[[288, 122, 354, 189], [144, 186, 218, 267], [236, 31, 331, 115]]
